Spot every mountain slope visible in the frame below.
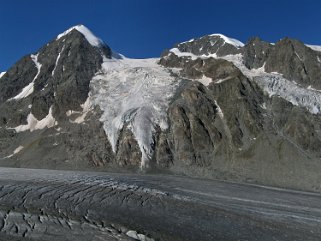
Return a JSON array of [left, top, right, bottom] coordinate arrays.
[[159, 34, 321, 190], [1, 25, 321, 192]]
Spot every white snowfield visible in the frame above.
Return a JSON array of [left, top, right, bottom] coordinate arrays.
[[8, 53, 42, 101], [91, 57, 181, 168], [0, 72, 5, 78]]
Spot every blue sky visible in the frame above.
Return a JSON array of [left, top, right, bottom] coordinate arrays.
[[1, 0, 321, 71]]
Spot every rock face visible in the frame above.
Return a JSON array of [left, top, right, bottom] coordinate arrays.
[[0, 25, 115, 170], [174, 34, 244, 56], [1, 25, 321, 192], [243, 37, 321, 89]]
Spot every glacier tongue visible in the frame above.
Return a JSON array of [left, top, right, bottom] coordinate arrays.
[[90, 57, 181, 168]]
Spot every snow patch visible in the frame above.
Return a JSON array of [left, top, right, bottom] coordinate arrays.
[[214, 100, 232, 144], [180, 38, 195, 44], [210, 40, 218, 46], [9, 81, 35, 100], [91, 57, 180, 168], [9, 106, 57, 133], [169, 48, 198, 60], [8, 54, 42, 101], [13, 146, 24, 154], [169, 48, 218, 59], [31, 54, 42, 78], [295, 51, 303, 61], [0, 72, 5, 78], [67, 97, 92, 124], [195, 75, 212, 86], [209, 34, 244, 48], [3, 146, 24, 159], [215, 101, 224, 119], [52, 45, 65, 76], [306, 44, 321, 52], [57, 24, 104, 47], [215, 76, 232, 84]]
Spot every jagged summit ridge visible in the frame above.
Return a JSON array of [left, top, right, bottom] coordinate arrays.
[[166, 33, 244, 58], [181, 33, 244, 48]]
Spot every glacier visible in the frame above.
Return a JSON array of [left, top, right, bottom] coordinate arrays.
[[90, 57, 181, 168]]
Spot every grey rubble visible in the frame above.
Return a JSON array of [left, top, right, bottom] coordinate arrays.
[[1, 28, 321, 192]]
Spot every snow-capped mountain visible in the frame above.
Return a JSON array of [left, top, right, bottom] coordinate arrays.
[[1, 25, 321, 191]]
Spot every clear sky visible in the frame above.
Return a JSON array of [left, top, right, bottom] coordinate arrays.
[[1, 0, 321, 71]]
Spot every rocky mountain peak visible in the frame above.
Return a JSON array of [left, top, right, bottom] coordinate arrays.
[[52, 24, 112, 59], [163, 33, 243, 59], [0, 24, 113, 128], [242, 37, 273, 69], [263, 37, 321, 88]]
